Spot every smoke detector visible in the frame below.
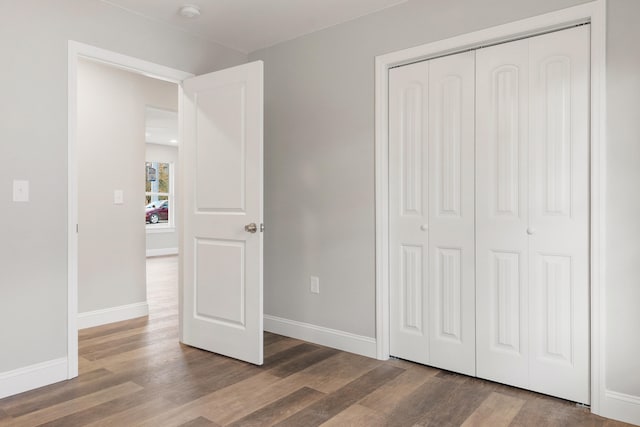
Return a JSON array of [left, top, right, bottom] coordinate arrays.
[[179, 4, 201, 19]]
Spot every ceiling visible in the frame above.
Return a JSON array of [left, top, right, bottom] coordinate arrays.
[[102, 0, 408, 53]]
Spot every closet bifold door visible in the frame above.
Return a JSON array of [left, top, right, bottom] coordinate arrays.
[[389, 51, 476, 376], [475, 25, 590, 404]]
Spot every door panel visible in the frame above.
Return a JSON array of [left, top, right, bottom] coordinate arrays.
[[529, 26, 590, 404], [389, 61, 430, 364], [476, 38, 530, 389], [476, 26, 589, 403], [182, 61, 264, 365], [428, 51, 476, 376]]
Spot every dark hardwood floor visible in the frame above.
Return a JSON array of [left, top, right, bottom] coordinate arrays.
[[0, 256, 632, 426]]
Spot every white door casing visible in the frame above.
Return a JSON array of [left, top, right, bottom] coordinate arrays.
[[181, 61, 264, 365], [389, 51, 476, 376], [475, 26, 590, 403]]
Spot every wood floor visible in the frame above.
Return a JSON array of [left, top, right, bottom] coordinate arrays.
[[0, 256, 632, 427]]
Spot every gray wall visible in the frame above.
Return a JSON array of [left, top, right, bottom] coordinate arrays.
[[605, 0, 640, 398], [0, 0, 245, 372], [249, 0, 590, 338], [146, 143, 179, 255], [77, 59, 177, 314]]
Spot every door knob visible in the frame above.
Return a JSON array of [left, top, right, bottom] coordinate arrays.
[[420, 224, 429, 231], [526, 227, 535, 235], [245, 223, 257, 233]]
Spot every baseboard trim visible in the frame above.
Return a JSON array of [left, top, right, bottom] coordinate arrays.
[[264, 315, 377, 359], [78, 302, 149, 329], [146, 248, 178, 257], [0, 357, 68, 399], [600, 390, 640, 425]]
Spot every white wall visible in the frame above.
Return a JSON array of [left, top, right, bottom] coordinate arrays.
[[0, 0, 246, 374], [77, 59, 177, 314], [605, 0, 640, 400], [146, 143, 179, 256]]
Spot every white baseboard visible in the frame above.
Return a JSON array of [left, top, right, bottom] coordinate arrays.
[[146, 248, 178, 257], [78, 302, 149, 329], [0, 357, 68, 399], [599, 390, 640, 425], [264, 315, 377, 359]]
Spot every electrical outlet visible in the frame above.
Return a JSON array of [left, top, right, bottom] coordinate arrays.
[[310, 276, 320, 294]]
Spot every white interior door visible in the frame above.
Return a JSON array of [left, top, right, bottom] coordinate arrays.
[[389, 51, 476, 376], [181, 61, 264, 365], [476, 26, 590, 403]]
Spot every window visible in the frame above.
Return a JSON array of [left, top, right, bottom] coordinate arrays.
[[145, 161, 173, 228]]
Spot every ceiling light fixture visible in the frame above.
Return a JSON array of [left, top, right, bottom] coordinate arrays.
[[178, 4, 201, 19]]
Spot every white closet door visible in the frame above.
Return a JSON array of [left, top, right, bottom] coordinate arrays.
[[389, 61, 430, 365], [529, 25, 590, 404], [427, 51, 476, 376], [476, 38, 530, 389], [476, 25, 590, 403], [389, 51, 476, 376]]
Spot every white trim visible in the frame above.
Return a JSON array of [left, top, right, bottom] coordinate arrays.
[[68, 40, 193, 384], [375, 0, 607, 418], [78, 302, 149, 330], [146, 226, 177, 234], [146, 247, 179, 257], [600, 390, 640, 426], [264, 315, 377, 359], [0, 358, 68, 400]]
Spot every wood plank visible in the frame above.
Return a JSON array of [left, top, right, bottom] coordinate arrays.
[[274, 364, 404, 426], [83, 397, 179, 427], [461, 391, 525, 427], [0, 382, 143, 427], [358, 363, 437, 415], [227, 387, 324, 427], [319, 404, 386, 427], [178, 416, 221, 427], [276, 350, 383, 394], [269, 347, 340, 378]]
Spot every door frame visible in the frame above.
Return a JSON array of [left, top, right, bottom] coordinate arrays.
[[67, 41, 193, 378], [374, 0, 606, 415]]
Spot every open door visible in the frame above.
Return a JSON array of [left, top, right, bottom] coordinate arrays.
[[181, 61, 264, 365]]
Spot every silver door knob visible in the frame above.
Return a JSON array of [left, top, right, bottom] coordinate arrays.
[[245, 223, 257, 233], [420, 224, 429, 231], [526, 227, 535, 235]]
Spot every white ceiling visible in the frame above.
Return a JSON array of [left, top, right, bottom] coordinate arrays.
[[102, 0, 408, 53]]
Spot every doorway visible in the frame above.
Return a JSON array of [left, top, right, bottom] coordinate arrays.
[[68, 41, 193, 378]]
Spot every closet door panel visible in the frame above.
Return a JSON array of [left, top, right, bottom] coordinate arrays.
[[428, 51, 476, 376], [389, 61, 430, 364], [529, 25, 590, 404], [476, 38, 530, 388]]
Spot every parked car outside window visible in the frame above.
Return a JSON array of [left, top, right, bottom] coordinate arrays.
[[145, 200, 169, 224]]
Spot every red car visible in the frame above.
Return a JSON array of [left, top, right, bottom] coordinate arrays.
[[145, 200, 169, 224]]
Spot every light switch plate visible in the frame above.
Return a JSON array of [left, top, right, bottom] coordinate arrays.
[[13, 180, 29, 202], [114, 190, 124, 205]]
